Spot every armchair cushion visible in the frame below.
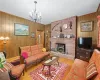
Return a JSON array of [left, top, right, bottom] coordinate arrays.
[[11, 64, 25, 78], [70, 59, 88, 78], [89, 49, 100, 63]]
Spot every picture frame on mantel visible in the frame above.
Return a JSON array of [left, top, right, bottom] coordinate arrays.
[[14, 23, 29, 36], [80, 21, 93, 32]]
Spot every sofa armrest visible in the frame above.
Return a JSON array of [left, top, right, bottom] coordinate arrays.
[[20, 56, 25, 64]]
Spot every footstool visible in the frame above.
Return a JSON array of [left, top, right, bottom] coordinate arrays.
[[9, 64, 25, 80]]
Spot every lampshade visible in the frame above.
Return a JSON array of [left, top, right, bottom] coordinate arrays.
[[5, 37, 9, 40], [0, 37, 5, 40], [0, 37, 9, 40]]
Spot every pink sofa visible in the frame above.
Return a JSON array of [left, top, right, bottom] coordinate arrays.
[[19, 44, 50, 71], [66, 49, 100, 80]]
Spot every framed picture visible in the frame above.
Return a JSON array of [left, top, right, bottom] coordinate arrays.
[[14, 23, 29, 35], [31, 32, 35, 38], [80, 21, 93, 32]]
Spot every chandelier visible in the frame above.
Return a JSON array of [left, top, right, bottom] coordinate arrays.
[[29, 1, 42, 23]]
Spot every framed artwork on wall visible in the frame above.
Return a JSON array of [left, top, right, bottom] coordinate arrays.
[[14, 23, 29, 35], [31, 32, 35, 38], [80, 21, 93, 32]]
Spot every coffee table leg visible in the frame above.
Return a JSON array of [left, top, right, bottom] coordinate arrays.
[[57, 61, 59, 66], [48, 65, 51, 76], [42, 65, 45, 71]]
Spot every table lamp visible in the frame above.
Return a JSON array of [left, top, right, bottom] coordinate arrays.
[[0, 37, 9, 56]]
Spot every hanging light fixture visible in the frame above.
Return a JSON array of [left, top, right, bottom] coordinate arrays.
[[29, 1, 42, 23]]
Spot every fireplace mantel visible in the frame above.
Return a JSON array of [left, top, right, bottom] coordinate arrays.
[[50, 38, 75, 44]]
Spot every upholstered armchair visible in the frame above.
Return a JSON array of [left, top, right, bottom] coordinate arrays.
[[0, 52, 25, 80]]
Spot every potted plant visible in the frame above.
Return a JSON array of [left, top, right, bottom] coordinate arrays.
[[0, 58, 4, 68]]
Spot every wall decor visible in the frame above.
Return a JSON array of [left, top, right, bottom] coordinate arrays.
[[14, 23, 29, 35], [63, 24, 68, 29], [31, 32, 35, 38], [80, 21, 93, 32]]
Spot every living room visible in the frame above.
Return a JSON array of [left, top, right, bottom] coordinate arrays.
[[0, 0, 100, 80]]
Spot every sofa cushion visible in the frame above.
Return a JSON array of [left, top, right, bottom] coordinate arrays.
[[90, 49, 100, 74], [86, 63, 98, 79], [11, 64, 25, 78], [66, 72, 86, 80], [89, 49, 100, 63], [20, 46, 31, 57], [38, 44, 43, 50], [95, 55, 100, 73], [25, 56, 38, 65], [69, 59, 88, 79], [31, 50, 40, 55], [35, 53, 46, 59], [89, 49, 100, 80], [31, 45, 41, 55]]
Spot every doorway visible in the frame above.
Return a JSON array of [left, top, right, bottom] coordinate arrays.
[[36, 30, 44, 46]]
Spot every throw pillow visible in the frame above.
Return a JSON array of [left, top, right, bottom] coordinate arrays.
[[42, 48, 46, 52], [21, 52, 28, 59], [86, 62, 98, 79]]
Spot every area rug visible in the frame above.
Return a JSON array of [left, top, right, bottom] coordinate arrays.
[[30, 63, 68, 80]]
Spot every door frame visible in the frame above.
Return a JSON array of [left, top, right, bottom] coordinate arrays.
[[36, 30, 44, 47]]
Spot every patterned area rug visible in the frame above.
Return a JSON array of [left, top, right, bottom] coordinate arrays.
[[30, 63, 68, 80]]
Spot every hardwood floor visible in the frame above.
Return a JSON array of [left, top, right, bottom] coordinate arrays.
[[7, 57, 74, 80], [20, 57, 74, 80]]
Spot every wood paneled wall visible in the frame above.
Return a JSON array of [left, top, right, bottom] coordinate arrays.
[[44, 24, 51, 51], [0, 11, 45, 58], [77, 12, 98, 45]]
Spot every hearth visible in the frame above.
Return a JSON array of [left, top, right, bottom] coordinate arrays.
[[56, 43, 66, 54]]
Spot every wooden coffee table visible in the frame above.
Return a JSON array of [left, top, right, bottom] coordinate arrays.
[[42, 56, 59, 76]]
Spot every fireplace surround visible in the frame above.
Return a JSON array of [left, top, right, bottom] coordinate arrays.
[[51, 16, 76, 59], [56, 43, 66, 53]]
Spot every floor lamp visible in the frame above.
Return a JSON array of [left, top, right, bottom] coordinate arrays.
[[0, 37, 9, 58]]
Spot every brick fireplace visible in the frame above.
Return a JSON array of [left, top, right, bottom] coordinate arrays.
[[51, 16, 76, 59]]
